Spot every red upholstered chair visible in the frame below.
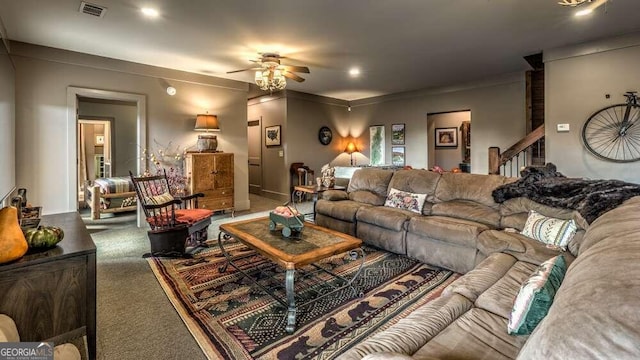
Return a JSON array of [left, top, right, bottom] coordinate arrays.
[[129, 169, 213, 257]]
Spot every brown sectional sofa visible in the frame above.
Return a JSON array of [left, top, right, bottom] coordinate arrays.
[[315, 168, 640, 359]]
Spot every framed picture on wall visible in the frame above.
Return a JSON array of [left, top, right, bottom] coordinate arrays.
[[369, 125, 385, 165], [265, 125, 281, 146], [391, 123, 405, 145], [391, 146, 405, 166], [318, 126, 333, 145], [435, 127, 458, 148]]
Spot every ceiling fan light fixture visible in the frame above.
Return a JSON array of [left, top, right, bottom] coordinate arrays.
[[558, 0, 591, 6], [255, 68, 286, 91]]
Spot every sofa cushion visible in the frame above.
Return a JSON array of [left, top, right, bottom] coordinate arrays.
[[412, 308, 529, 360], [520, 210, 577, 249], [356, 206, 416, 231], [408, 216, 490, 248], [444, 252, 518, 303], [384, 188, 427, 214], [435, 173, 507, 208], [431, 200, 501, 228], [347, 168, 395, 205], [387, 169, 441, 214], [316, 199, 369, 222], [322, 189, 349, 201], [507, 255, 566, 335], [475, 261, 538, 319], [337, 294, 473, 360], [477, 230, 574, 266]]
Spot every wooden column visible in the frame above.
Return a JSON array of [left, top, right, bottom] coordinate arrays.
[[488, 147, 501, 175]]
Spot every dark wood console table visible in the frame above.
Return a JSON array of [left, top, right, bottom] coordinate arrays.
[[0, 212, 96, 360]]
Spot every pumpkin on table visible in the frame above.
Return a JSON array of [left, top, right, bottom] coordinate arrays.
[[23, 226, 64, 248], [0, 206, 28, 264]]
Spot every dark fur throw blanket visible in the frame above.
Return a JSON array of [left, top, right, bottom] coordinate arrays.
[[492, 163, 640, 224]]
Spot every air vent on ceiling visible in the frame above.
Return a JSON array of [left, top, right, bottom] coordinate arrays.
[[79, 2, 107, 17]]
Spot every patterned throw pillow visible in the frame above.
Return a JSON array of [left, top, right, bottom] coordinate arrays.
[[149, 192, 175, 205], [508, 255, 567, 335], [384, 188, 427, 214], [520, 210, 577, 248]]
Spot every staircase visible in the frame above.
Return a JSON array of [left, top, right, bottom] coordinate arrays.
[[488, 124, 545, 177]]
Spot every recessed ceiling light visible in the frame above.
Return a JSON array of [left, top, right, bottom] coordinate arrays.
[[349, 68, 360, 77], [141, 7, 159, 18], [166, 86, 176, 96]]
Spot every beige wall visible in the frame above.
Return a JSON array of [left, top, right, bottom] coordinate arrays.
[[247, 91, 350, 201], [0, 40, 14, 203], [78, 101, 137, 177], [286, 92, 351, 178], [427, 111, 471, 171], [350, 75, 526, 174], [545, 35, 640, 183], [12, 41, 250, 215]]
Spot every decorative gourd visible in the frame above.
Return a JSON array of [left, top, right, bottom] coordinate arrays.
[[23, 226, 64, 249], [0, 206, 29, 264]]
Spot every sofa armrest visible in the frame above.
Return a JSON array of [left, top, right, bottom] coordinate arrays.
[[477, 230, 575, 266], [322, 189, 349, 201]]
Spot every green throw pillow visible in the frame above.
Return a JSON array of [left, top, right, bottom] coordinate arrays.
[[508, 255, 567, 335]]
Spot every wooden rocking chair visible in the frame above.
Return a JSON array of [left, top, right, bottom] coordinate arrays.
[[129, 169, 213, 257]]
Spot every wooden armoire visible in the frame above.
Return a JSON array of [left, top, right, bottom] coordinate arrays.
[[184, 152, 234, 213]]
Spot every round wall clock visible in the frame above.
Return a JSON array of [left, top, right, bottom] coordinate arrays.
[[318, 126, 332, 145]]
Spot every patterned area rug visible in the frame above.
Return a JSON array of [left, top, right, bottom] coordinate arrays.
[[148, 239, 458, 360]]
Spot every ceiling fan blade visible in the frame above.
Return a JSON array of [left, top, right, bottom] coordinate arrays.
[[227, 67, 262, 74], [283, 71, 305, 82], [282, 65, 310, 73]]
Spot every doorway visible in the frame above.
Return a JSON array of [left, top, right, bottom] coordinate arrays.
[[427, 110, 471, 172], [247, 118, 262, 195], [78, 118, 113, 207], [66, 87, 146, 226]]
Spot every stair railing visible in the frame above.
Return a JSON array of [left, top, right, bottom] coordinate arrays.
[[488, 124, 545, 177]]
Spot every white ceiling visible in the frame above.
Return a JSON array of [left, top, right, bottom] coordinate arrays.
[[1, 0, 640, 101]]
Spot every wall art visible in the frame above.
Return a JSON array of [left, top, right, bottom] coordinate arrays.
[[435, 127, 458, 148], [369, 125, 385, 165], [265, 125, 281, 146], [391, 123, 405, 145]]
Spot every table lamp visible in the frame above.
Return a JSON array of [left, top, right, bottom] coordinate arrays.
[[194, 114, 220, 152], [344, 141, 359, 166]]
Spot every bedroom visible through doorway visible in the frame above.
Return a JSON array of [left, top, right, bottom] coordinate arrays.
[[78, 118, 113, 207]]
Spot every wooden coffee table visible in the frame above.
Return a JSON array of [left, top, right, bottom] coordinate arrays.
[[218, 216, 364, 333]]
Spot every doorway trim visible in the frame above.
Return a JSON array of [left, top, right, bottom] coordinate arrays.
[[66, 87, 146, 224]]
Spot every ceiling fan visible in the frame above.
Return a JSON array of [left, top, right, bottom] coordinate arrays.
[[227, 53, 310, 91]]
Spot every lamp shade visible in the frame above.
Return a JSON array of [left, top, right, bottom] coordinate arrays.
[[194, 114, 220, 131], [344, 142, 358, 154]]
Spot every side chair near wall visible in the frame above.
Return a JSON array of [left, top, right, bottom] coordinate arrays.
[[129, 169, 213, 257]]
